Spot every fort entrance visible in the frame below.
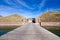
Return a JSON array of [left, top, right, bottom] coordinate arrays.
[[32, 18, 35, 23]]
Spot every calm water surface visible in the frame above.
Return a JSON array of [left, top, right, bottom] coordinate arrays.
[[0, 30, 9, 36]]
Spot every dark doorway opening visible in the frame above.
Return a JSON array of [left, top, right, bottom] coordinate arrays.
[[32, 18, 35, 23]]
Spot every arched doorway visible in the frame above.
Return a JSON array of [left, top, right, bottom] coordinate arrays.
[[32, 18, 35, 23]]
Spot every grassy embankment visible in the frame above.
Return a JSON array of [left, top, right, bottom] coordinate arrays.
[[0, 14, 25, 31], [39, 12, 60, 36], [40, 12, 60, 22]]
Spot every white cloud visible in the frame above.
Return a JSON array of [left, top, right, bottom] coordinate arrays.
[[0, 5, 34, 18], [4, 0, 21, 8], [16, 0, 34, 9], [4, 0, 34, 9], [39, 0, 46, 9], [0, 5, 28, 14]]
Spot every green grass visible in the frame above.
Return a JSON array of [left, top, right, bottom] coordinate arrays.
[[0, 26, 20, 31], [42, 26, 60, 37]]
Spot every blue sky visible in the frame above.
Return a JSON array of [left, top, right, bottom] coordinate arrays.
[[0, 0, 60, 18]]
